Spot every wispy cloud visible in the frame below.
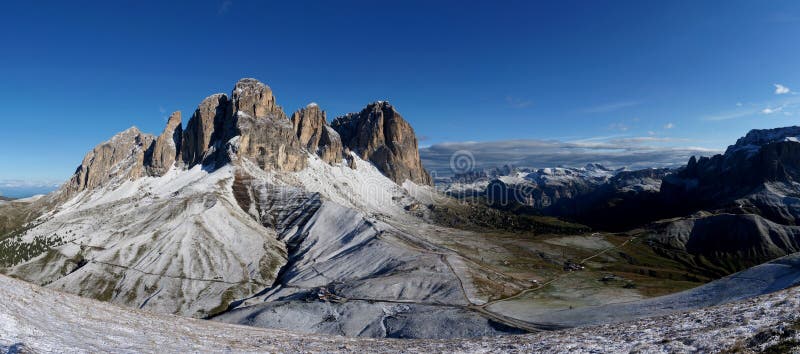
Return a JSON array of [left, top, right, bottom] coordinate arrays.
[[218, 0, 233, 14], [703, 84, 800, 121], [505, 96, 533, 108], [664, 122, 675, 129], [775, 84, 791, 95], [581, 100, 641, 113], [704, 95, 800, 121], [420, 137, 719, 176], [703, 109, 757, 121], [608, 123, 630, 132], [607, 136, 688, 144]]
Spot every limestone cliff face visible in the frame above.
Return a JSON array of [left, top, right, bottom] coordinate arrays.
[[291, 103, 342, 164], [63, 79, 434, 196], [146, 111, 183, 176], [182, 93, 229, 166], [64, 127, 155, 194], [225, 79, 307, 172], [332, 102, 432, 186]]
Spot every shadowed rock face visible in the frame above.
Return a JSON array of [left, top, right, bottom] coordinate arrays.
[[147, 111, 183, 176], [332, 102, 432, 186], [662, 126, 800, 209], [182, 94, 229, 167], [291, 104, 343, 164]]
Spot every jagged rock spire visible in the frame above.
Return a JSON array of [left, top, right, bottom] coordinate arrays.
[[332, 101, 433, 186], [291, 103, 343, 164], [227, 79, 307, 171], [147, 111, 183, 176]]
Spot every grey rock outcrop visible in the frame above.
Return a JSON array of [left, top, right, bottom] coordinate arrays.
[[291, 103, 342, 164], [332, 101, 432, 185], [226, 79, 307, 172], [64, 127, 155, 194], [146, 111, 183, 176]]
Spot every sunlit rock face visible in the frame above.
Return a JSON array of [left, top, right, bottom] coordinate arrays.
[[291, 103, 342, 164], [332, 101, 433, 186]]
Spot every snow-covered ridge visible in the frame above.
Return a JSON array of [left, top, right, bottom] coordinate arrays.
[[3, 164, 288, 318]]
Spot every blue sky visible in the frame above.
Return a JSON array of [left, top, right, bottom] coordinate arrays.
[[1, 1, 800, 193]]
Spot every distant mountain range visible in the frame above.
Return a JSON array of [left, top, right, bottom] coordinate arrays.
[[441, 126, 800, 276]]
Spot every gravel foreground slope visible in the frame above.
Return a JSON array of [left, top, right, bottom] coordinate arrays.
[[2, 273, 800, 353]]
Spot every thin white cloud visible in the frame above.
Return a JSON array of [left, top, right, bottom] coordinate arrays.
[[704, 95, 800, 121], [505, 96, 533, 108], [581, 101, 641, 113], [0, 179, 62, 198], [664, 122, 675, 129], [703, 109, 758, 121], [608, 136, 688, 144], [0, 180, 62, 189], [608, 123, 629, 131], [775, 84, 791, 95]]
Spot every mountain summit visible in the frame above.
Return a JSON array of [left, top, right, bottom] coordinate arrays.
[[332, 101, 433, 186], [63, 79, 431, 197]]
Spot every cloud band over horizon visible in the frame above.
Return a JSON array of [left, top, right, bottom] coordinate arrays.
[[420, 138, 720, 177]]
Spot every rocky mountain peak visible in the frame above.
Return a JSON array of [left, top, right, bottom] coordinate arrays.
[[331, 101, 433, 186], [291, 104, 342, 164], [231, 78, 283, 120], [64, 126, 155, 194], [62, 79, 434, 196], [146, 111, 183, 176], [227, 79, 307, 172]]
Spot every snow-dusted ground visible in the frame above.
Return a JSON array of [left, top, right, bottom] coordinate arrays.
[[2, 270, 799, 353], [3, 152, 536, 338], [3, 165, 287, 318], [491, 252, 800, 327], [209, 156, 527, 338]]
